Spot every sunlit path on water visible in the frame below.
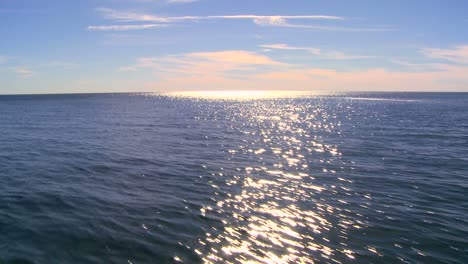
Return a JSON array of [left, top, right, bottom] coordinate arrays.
[[162, 94, 370, 263], [164, 90, 329, 100]]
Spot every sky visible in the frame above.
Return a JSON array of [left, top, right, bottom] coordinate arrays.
[[0, 0, 467, 94]]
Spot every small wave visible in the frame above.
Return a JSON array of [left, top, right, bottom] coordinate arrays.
[[161, 90, 327, 100], [345, 97, 422, 102]]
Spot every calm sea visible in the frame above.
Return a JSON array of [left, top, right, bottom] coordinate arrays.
[[0, 92, 467, 263]]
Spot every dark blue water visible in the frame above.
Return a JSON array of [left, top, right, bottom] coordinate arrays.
[[0, 92, 467, 263]]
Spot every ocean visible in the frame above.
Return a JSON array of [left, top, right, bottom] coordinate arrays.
[[0, 92, 466, 263]]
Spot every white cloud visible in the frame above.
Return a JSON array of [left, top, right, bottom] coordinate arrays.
[[15, 67, 34, 78], [389, 59, 447, 71], [259, 44, 321, 55], [215, 15, 343, 22], [259, 44, 375, 60], [93, 9, 394, 31], [421, 45, 468, 64], [96, 8, 343, 23], [120, 50, 286, 74], [251, 17, 391, 31], [276, 23, 392, 32], [91, 8, 371, 31], [187, 50, 284, 65], [323, 51, 376, 60], [96, 8, 199, 22], [87, 24, 167, 31], [0, 56, 6, 64]]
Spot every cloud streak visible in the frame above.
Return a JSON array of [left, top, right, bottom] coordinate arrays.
[[259, 43, 376, 60], [88, 24, 167, 31], [259, 44, 321, 54], [187, 50, 284, 65], [96, 8, 344, 23], [421, 45, 468, 64], [89, 8, 393, 31], [121, 50, 285, 72], [14, 67, 34, 78], [89, 8, 389, 31]]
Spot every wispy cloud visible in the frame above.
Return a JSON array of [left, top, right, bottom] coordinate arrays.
[[390, 59, 448, 71], [121, 50, 285, 72], [92, 8, 394, 31], [8, 61, 75, 78], [89, 8, 376, 31], [324, 52, 376, 60], [14, 67, 34, 78], [259, 43, 375, 60], [88, 24, 167, 31], [187, 50, 284, 65], [421, 45, 468, 64], [121, 48, 468, 92], [274, 23, 392, 32], [96, 8, 343, 23], [0, 56, 7, 64], [253, 18, 392, 31], [259, 44, 321, 55]]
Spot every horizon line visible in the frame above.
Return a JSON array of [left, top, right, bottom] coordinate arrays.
[[0, 90, 467, 96]]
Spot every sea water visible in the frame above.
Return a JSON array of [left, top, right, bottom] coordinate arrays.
[[0, 92, 466, 263]]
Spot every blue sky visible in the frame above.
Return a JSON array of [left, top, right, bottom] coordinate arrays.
[[1, 0, 467, 94]]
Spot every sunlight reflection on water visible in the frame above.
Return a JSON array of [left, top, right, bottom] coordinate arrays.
[[164, 90, 327, 100], [174, 95, 367, 263]]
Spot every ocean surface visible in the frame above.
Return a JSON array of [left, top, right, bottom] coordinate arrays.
[[0, 92, 467, 264]]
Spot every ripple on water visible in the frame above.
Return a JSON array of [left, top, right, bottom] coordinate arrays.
[[0, 93, 467, 263]]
